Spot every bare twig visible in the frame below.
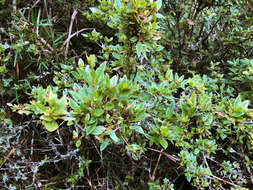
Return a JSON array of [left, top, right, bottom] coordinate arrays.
[[92, 141, 103, 160], [147, 147, 179, 164], [0, 138, 25, 169], [151, 149, 163, 181], [65, 9, 78, 57], [84, 176, 94, 190], [211, 175, 239, 187], [31, 0, 41, 9], [63, 28, 94, 46]]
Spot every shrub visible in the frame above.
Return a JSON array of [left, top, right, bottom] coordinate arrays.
[[0, 0, 252, 189]]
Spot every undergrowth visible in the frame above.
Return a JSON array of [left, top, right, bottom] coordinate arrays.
[[0, 0, 252, 189]]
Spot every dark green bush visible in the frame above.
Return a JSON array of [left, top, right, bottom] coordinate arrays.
[[0, 0, 252, 189]]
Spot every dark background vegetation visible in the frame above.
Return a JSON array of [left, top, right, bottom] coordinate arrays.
[[0, 0, 252, 189]]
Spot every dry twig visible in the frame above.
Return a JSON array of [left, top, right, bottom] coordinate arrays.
[[147, 147, 179, 164], [151, 149, 163, 181], [63, 28, 94, 46], [65, 9, 78, 57], [0, 138, 26, 169]]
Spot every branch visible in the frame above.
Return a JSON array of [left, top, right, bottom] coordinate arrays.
[[65, 9, 78, 57], [147, 147, 179, 164], [63, 28, 94, 46], [151, 149, 163, 181], [211, 175, 239, 187]]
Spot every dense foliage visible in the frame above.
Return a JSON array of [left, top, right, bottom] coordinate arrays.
[[0, 0, 252, 189]]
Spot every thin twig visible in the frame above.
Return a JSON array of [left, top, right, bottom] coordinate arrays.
[[151, 149, 163, 181], [92, 141, 103, 160], [63, 28, 94, 46], [0, 138, 26, 169], [83, 176, 94, 190], [31, 0, 41, 9], [147, 147, 179, 164], [65, 9, 78, 57], [211, 175, 239, 187]]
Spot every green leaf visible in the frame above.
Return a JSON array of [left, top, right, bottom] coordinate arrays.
[[109, 131, 119, 142], [85, 113, 90, 122], [189, 91, 197, 105], [76, 140, 81, 148], [93, 109, 104, 117], [41, 115, 54, 122], [135, 111, 149, 121], [100, 140, 109, 151], [136, 42, 142, 57], [159, 138, 168, 149], [165, 69, 173, 81], [115, 0, 123, 10], [87, 54, 96, 67], [83, 66, 93, 86], [241, 100, 249, 110], [233, 95, 241, 109], [171, 126, 184, 135], [89, 7, 102, 14], [160, 126, 169, 137], [110, 75, 118, 87], [78, 58, 84, 69], [104, 102, 114, 111], [96, 62, 106, 79], [54, 97, 67, 115], [43, 120, 59, 132], [130, 125, 145, 135], [92, 126, 106, 136], [71, 71, 80, 79], [156, 0, 162, 10], [48, 93, 58, 107], [86, 125, 96, 136], [156, 13, 165, 19], [165, 106, 173, 119], [69, 89, 82, 102], [70, 98, 79, 110]]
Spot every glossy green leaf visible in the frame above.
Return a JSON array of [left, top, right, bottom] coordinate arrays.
[[76, 140, 81, 148], [136, 42, 142, 57], [92, 126, 106, 136], [43, 120, 59, 132], [41, 115, 54, 122], [159, 137, 168, 149], [100, 140, 109, 151], [54, 97, 67, 115], [130, 125, 145, 135], [83, 66, 93, 86], [156, 0, 162, 10], [135, 111, 149, 121], [70, 98, 79, 110], [109, 131, 119, 142], [160, 126, 169, 137], [86, 125, 96, 136], [104, 102, 114, 110], [78, 58, 84, 69], [96, 62, 106, 79], [115, 0, 123, 10], [93, 109, 104, 117]]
